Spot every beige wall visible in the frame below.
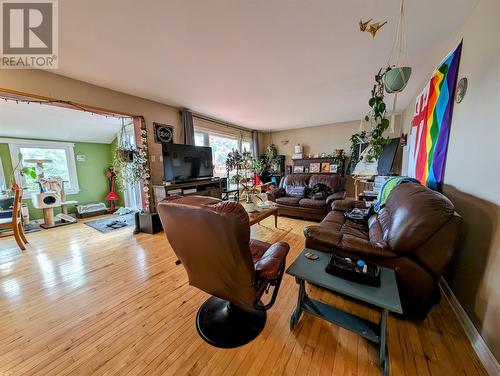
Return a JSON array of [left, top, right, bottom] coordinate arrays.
[[400, 0, 500, 362], [0, 70, 182, 186], [259, 118, 401, 167]]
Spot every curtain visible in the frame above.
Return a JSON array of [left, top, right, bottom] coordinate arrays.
[[181, 109, 195, 145], [251, 130, 259, 157]]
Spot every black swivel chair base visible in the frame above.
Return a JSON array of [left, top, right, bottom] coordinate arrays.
[[196, 296, 267, 348]]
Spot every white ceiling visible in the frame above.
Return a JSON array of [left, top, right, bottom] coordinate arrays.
[[55, 0, 477, 130], [0, 100, 123, 143]]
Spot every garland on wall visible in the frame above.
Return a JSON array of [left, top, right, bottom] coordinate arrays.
[[137, 117, 154, 213]]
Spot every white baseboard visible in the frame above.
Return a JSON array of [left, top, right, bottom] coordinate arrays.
[[440, 278, 500, 376]]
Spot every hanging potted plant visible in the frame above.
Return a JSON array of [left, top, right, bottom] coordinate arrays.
[[112, 119, 150, 188], [384, 66, 412, 93], [115, 118, 135, 163], [383, 0, 411, 94]]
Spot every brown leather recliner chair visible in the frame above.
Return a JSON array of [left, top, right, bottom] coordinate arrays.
[[157, 195, 289, 348], [304, 183, 462, 319]]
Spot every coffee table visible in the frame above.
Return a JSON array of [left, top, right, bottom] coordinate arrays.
[[247, 206, 278, 227], [286, 249, 402, 376]]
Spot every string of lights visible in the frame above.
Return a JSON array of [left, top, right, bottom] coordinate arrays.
[[0, 95, 132, 119]]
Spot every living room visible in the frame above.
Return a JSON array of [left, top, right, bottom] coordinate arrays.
[[0, 0, 498, 375]]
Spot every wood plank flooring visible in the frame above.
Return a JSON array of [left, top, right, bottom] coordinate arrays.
[[0, 215, 487, 375]]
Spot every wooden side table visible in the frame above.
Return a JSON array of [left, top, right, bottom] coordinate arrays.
[[286, 249, 402, 376]]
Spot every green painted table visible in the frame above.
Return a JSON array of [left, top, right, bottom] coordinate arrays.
[[286, 249, 402, 376]]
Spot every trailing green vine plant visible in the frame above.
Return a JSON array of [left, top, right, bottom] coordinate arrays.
[[364, 67, 392, 161]]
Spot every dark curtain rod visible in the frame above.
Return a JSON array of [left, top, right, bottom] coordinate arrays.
[[179, 110, 254, 133]]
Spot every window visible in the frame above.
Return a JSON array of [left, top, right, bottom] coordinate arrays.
[[2, 139, 79, 194], [194, 129, 252, 178]]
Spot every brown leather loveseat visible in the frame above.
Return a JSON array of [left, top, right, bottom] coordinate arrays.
[[303, 183, 462, 319], [266, 174, 346, 221]]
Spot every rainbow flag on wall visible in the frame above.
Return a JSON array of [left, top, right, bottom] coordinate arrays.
[[408, 42, 462, 191]]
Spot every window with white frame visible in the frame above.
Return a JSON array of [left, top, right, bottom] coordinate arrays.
[[194, 129, 252, 178], [0, 157, 6, 193], [2, 139, 80, 194]]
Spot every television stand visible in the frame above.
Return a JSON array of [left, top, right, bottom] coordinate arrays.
[[154, 178, 223, 201]]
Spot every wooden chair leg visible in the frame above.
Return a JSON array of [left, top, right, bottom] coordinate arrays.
[[18, 222, 28, 244], [13, 224, 26, 251]]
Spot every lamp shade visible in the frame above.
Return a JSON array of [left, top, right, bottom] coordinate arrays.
[[105, 191, 120, 201]]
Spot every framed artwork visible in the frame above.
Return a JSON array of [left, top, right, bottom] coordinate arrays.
[[321, 162, 330, 173], [153, 122, 174, 144], [310, 162, 320, 173], [293, 165, 305, 173], [330, 164, 338, 173]]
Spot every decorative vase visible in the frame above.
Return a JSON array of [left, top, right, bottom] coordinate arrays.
[[384, 66, 412, 93]]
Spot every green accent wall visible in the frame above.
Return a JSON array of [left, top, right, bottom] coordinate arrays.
[[0, 139, 119, 220]]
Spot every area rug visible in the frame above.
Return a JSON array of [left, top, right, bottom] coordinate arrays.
[[85, 214, 135, 234]]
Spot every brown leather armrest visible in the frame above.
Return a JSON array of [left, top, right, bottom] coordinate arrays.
[[332, 198, 365, 212], [266, 188, 286, 202], [326, 190, 346, 207], [254, 241, 289, 280], [303, 225, 342, 249], [341, 234, 398, 259]]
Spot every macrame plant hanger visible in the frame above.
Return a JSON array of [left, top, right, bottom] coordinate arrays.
[[386, 0, 411, 132], [119, 117, 132, 150]]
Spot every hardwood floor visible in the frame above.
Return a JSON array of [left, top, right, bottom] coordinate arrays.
[[0, 216, 486, 375]]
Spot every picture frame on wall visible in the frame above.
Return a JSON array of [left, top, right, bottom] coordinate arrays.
[[293, 165, 305, 173], [321, 162, 330, 173], [330, 164, 338, 173], [310, 163, 320, 173], [153, 122, 174, 144]]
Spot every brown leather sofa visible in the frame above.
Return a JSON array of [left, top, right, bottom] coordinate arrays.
[[303, 183, 462, 319], [266, 174, 346, 221], [157, 195, 289, 348]]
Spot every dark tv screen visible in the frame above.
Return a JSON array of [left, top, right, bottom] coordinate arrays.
[[162, 143, 213, 182]]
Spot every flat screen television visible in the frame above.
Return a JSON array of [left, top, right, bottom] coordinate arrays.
[[162, 143, 213, 182]]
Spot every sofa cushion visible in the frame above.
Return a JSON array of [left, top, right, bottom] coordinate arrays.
[[298, 198, 326, 210], [288, 186, 308, 198], [281, 174, 311, 196], [309, 174, 341, 192], [322, 210, 345, 226], [276, 196, 301, 207], [341, 221, 369, 239]]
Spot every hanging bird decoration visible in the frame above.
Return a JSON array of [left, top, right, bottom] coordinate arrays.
[[367, 21, 387, 37], [359, 19, 387, 38], [359, 19, 372, 32]]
